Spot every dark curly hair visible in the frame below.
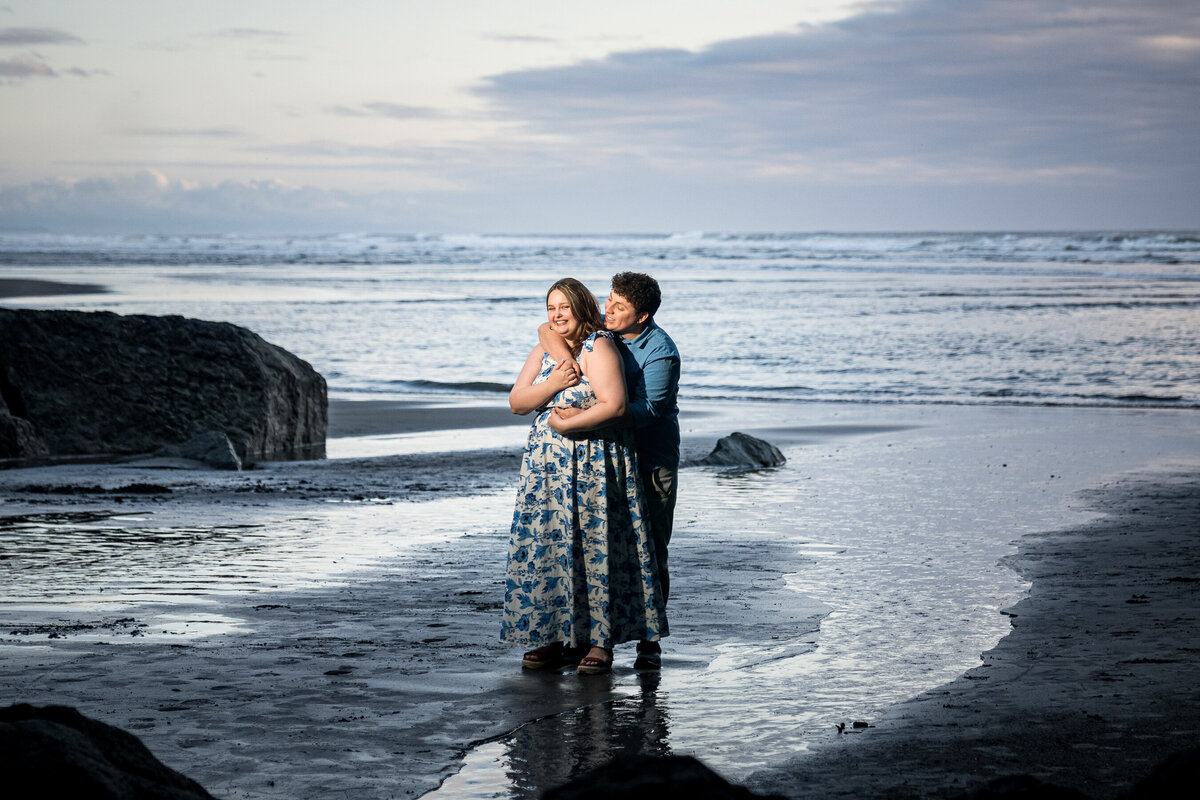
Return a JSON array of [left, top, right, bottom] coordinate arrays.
[[609, 272, 662, 318]]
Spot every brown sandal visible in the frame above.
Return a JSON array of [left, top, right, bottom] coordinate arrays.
[[576, 647, 613, 675]]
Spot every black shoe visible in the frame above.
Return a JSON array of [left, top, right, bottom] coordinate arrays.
[[633, 642, 662, 670], [561, 644, 587, 665]]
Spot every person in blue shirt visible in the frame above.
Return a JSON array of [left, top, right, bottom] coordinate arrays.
[[541, 272, 681, 670]]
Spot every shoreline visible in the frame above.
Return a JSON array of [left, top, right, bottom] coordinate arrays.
[[748, 468, 1200, 799], [2, 400, 1199, 798]]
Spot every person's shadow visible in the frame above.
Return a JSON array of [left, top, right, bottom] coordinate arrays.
[[501, 671, 670, 798]]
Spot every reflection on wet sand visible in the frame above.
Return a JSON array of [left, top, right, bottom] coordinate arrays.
[[438, 672, 669, 800]]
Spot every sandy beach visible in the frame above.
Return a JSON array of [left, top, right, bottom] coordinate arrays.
[[3, 397, 1199, 799]]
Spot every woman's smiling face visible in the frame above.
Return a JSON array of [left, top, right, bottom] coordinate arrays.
[[546, 289, 578, 339]]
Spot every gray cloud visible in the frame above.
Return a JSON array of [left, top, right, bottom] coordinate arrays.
[[476, 0, 1200, 184], [0, 55, 53, 77], [125, 128, 244, 138], [62, 66, 108, 77], [209, 27, 290, 40], [0, 171, 443, 234], [329, 102, 442, 120], [484, 34, 558, 44], [1, 54, 107, 81], [0, 27, 83, 46]]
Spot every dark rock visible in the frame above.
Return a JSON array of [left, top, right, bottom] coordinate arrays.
[[156, 430, 243, 470], [1, 404, 49, 459], [2, 374, 50, 459], [964, 774, 1091, 800], [0, 703, 215, 799], [696, 432, 785, 469], [0, 309, 326, 464], [543, 754, 785, 800], [1121, 746, 1200, 798]]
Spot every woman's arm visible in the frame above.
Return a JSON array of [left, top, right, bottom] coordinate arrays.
[[509, 346, 579, 415], [538, 322, 580, 375], [547, 336, 627, 434]]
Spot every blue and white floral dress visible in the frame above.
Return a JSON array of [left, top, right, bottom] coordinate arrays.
[[501, 331, 668, 649]]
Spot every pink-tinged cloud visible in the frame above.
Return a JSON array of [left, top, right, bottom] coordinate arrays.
[[0, 55, 55, 77]]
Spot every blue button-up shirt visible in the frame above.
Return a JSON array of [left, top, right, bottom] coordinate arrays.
[[615, 319, 680, 470]]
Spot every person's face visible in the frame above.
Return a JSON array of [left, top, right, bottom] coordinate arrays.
[[604, 290, 646, 336], [547, 289, 579, 339]]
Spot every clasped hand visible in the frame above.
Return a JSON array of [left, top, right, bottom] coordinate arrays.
[[548, 358, 581, 390]]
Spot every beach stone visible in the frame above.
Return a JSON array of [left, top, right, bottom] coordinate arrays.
[[157, 430, 244, 470], [543, 754, 785, 800], [0, 309, 326, 464], [0, 703, 216, 799], [697, 432, 786, 468]]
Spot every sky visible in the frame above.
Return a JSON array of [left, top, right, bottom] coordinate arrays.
[[0, 0, 1197, 234]]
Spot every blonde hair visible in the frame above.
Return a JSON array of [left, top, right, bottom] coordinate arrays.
[[547, 277, 602, 355]]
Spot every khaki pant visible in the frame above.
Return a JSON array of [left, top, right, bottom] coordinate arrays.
[[640, 465, 678, 605]]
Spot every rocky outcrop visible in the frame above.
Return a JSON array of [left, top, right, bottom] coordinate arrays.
[[1, 398, 49, 459], [696, 432, 786, 469], [0, 309, 326, 465], [0, 704, 215, 799]]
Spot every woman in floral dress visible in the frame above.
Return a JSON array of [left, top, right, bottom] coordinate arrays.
[[502, 277, 667, 675]]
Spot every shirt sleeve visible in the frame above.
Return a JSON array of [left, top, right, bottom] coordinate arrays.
[[628, 347, 680, 429]]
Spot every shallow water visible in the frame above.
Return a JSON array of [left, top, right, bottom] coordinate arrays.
[[0, 491, 513, 640], [429, 403, 1200, 798]]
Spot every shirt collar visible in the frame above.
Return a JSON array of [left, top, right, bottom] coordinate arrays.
[[623, 318, 658, 348]]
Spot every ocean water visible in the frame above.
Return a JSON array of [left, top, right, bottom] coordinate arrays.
[[2, 230, 1198, 408]]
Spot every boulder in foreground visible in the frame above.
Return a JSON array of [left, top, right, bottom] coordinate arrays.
[[697, 432, 786, 469], [0, 704, 215, 800], [544, 754, 784, 800], [0, 309, 326, 465]]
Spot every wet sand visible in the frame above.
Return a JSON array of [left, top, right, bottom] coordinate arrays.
[[748, 469, 1200, 799], [0, 277, 109, 298], [2, 399, 1199, 798]]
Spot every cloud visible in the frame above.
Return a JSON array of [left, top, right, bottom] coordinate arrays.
[[61, 66, 109, 77], [0, 27, 100, 82], [0, 27, 83, 46], [328, 102, 442, 120], [208, 27, 290, 41], [0, 54, 106, 81], [0, 171, 443, 234], [484, 34, 558, 44], [0, 55, 54, 77], [124, 128, 244, 138], [475, 0, 1200, 185]]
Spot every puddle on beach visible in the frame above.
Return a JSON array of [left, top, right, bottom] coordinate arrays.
[[328, 426, 527, 459], [0, 492, 513, 641]]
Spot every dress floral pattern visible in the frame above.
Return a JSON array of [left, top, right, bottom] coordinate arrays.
[[501, 331, 668, 649]]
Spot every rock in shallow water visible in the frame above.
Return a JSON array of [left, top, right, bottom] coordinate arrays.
[[0, 309, 326, 465], [0, 704, 216, 799], [696, 432, 786, 469]]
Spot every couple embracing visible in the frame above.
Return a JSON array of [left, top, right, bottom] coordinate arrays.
[[501, 272, 680, 675]]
